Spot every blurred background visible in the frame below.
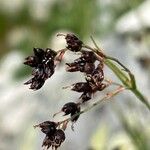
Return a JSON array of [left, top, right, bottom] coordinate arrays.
[[0, 0, 150, 150]]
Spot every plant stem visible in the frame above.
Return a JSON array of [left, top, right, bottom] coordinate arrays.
[[132, 89, 150, 110], [104, 59, 130, 87], [59, 86, 125, 125]]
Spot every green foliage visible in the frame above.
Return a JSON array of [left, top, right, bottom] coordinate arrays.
[[0, 0, 99, 57], [40, 0, 99, 39]]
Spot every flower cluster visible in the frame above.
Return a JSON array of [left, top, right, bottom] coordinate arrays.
[[34, 121, 65, 150], [24, 48, 57, 90], [24, 33, 108, 149], [66, 50, 96, 74], [66, 50, 106, 103]]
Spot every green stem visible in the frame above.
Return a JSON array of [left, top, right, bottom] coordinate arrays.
[[132, 89, 150, 110], [105, 59, 150, 111], [106, 56, 137, 89], [104, 59, 130, 87]]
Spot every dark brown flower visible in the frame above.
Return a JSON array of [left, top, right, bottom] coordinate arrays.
[[81, 50, 96, 63], [24, 48, 57, 90], [52, 129, 65, 149], [62, 102, 81, 122], [83, 63, 95, 74], [35, 121, 57, 135], [66, 50, 96, 74], [66, 62, 95, 74], [65, 34, 83, 52]]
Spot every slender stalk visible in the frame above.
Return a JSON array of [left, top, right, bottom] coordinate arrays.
[[104, 59, 130, 87], [59, 86, 125, 125], [106, 56, 137, 89], [104, 59, 150, 111], [132, 89, 150, 110]]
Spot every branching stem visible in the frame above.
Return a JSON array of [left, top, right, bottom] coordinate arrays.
[[58, 86, 125, 126]]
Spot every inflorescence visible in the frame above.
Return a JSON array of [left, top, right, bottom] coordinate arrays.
[[24, 33, 123, 150]]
